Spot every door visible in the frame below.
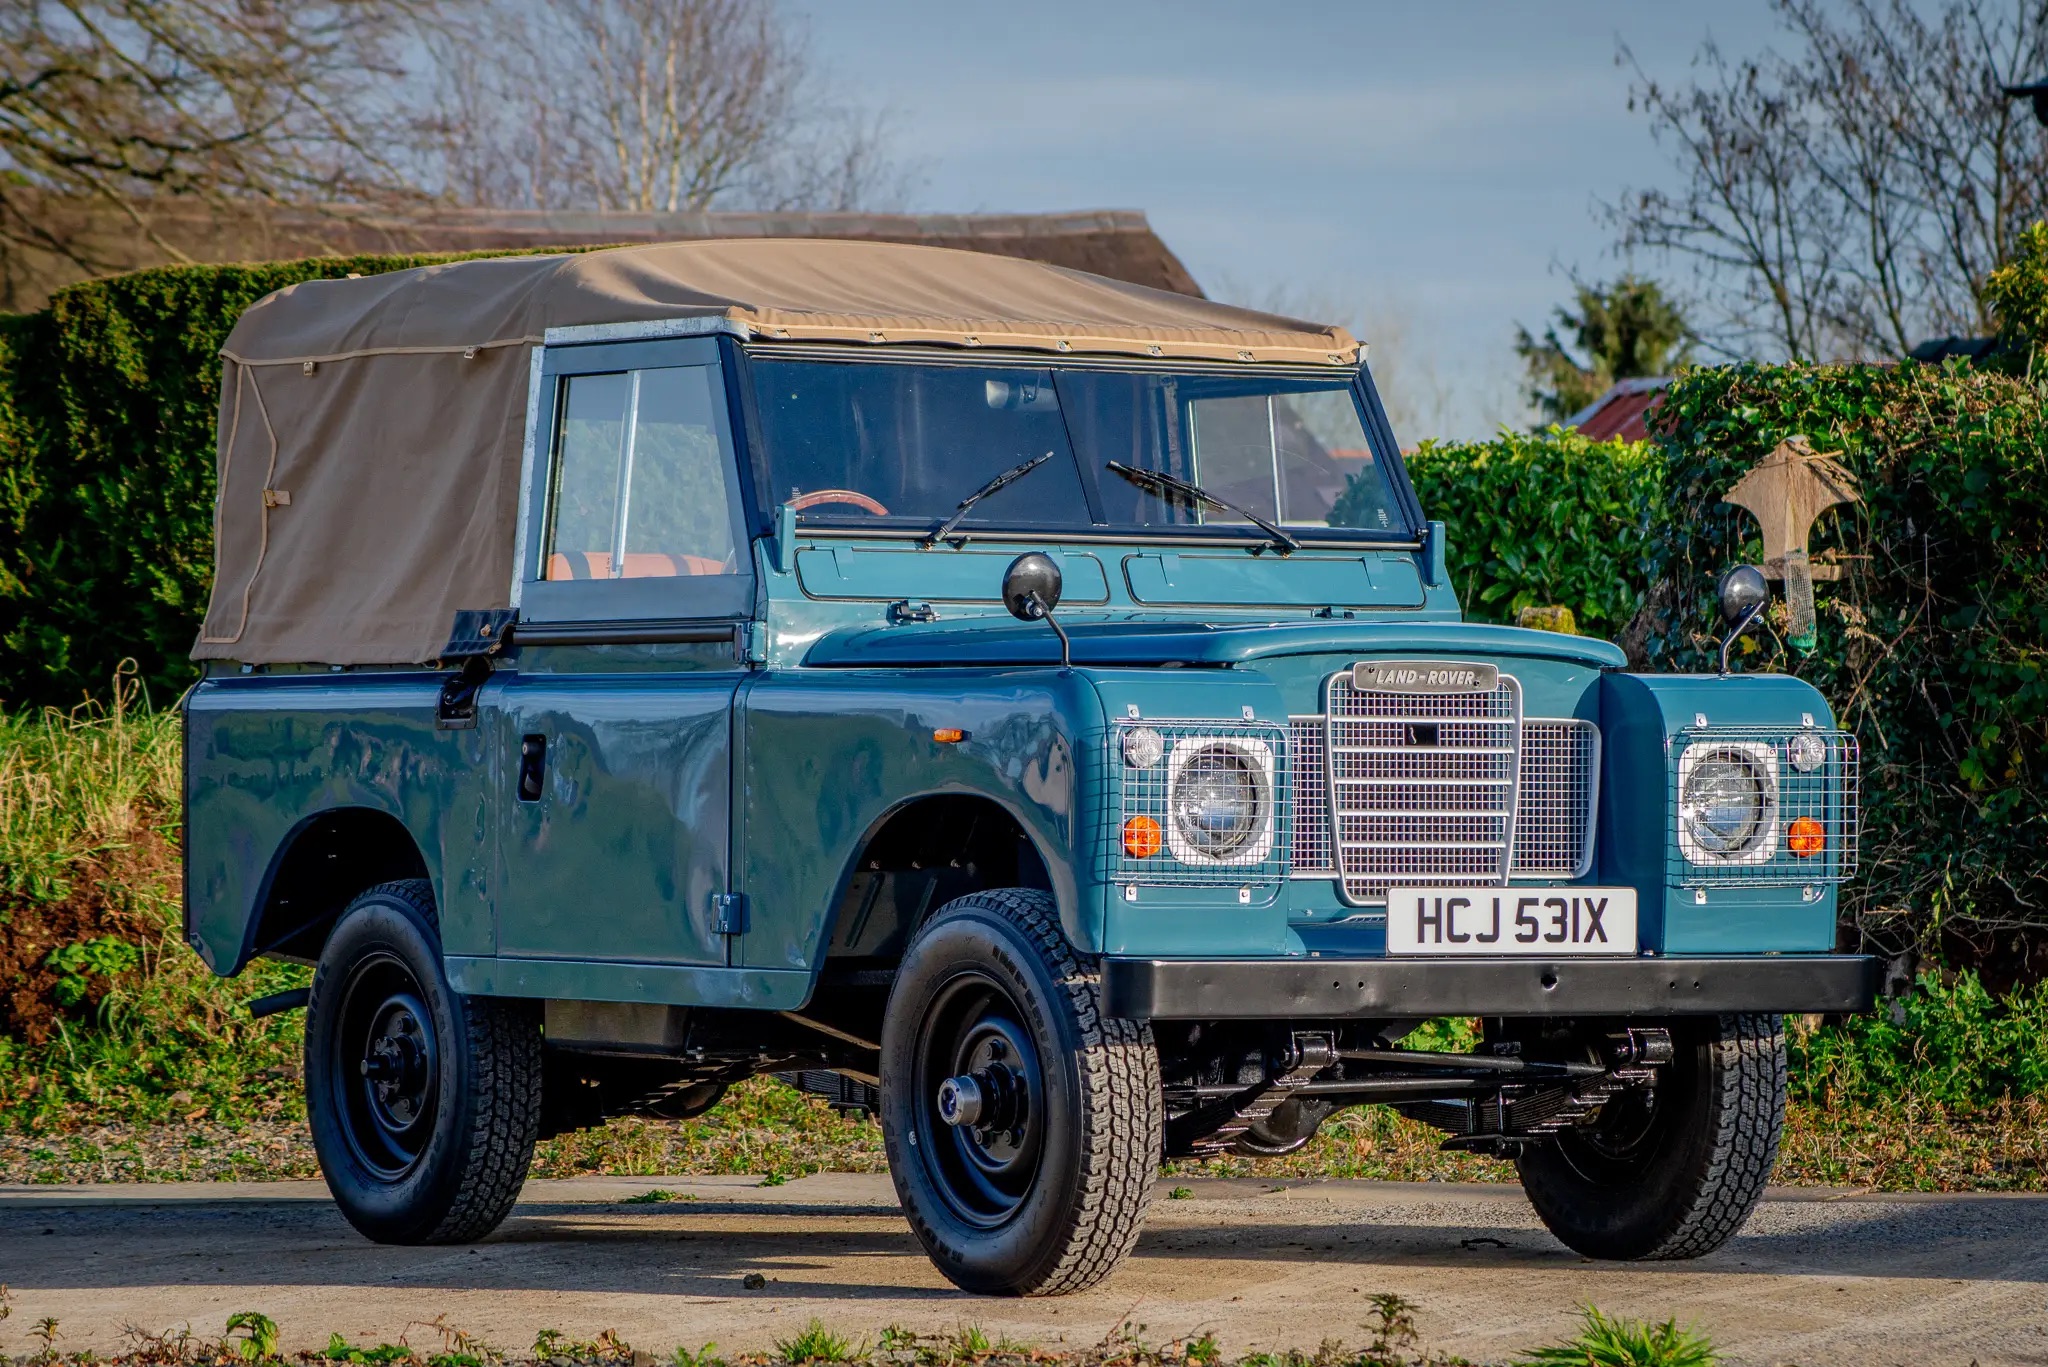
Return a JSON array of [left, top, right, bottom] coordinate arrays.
[[489, 339, 754, 967], [492, 667, 740, 965]]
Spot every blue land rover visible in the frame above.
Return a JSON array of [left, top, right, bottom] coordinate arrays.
[[181, 239, 1871, 1295]]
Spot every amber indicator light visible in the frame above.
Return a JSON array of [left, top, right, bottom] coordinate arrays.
[[1787, 816, 1826, 857], [1122, 814, 1163, 858], [932, 727, 967, 744]]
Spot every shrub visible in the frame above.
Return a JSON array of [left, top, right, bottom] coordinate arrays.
[[0, 248, 577, 709], [1791, 971, 2048, 1110], [1987, 220, 2048, 373], [1640, 359, 2048, 958], [1341, 428, 1661, 639]]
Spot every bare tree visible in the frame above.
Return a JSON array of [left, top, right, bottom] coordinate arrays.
[[0, 0, 440, 277], [423, 0, 905, 214], [1614, 0, 2048, 361]]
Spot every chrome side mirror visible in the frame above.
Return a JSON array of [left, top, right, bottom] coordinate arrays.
[[1002, 552, 1063, 620], [1002, 552, 1070, 670], [1716, 565, 1770, 675]]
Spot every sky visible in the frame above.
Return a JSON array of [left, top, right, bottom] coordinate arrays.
[[785, 1, 1794, 440]]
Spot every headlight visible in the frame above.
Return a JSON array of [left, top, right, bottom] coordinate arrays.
[[1164, 737, 1275, 865], [1677, 742, 1779, 864], [1122, 725, 1165, 769], [1787, 732, 1827, 772]]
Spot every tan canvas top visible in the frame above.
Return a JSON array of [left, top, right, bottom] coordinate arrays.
[[194, 238, 1360, 665]]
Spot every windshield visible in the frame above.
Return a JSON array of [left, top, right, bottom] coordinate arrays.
[[746, 357, 1406, 538]]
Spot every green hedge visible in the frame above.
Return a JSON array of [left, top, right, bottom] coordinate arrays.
[[1638, 360, 2048, 961], [1340, 362, 2048, 963], [0, 250, 563, 708], [1390, 428, 1662, 639]]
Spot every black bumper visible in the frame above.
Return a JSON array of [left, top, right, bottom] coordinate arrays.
[[1101, 954, 1881, 1020]]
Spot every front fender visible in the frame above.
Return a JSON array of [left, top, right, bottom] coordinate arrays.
[[736, 668, 1107, 972], [1599, 671, 1842, 953]]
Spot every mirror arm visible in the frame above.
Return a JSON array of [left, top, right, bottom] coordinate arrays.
[[1034, 594, 1073, 672], [1719, 600, 1766, 676]]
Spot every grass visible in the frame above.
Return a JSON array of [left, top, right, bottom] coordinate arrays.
[[1516, 1309, 1714, 1367], [0, 1304, 1726, 1367], [6, 704, 2048, 1199], [0, 700, 310, 1136]]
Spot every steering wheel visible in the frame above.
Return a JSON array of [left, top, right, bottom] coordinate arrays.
[[788, 489, 890, 516]]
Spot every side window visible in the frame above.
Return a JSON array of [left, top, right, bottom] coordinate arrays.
[[543, 365, 739, 581]]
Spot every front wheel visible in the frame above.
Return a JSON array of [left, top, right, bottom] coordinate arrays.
[[1517, 1012, 1785, 1260], [881, 889, 1161, 1295], [305, 880, 542, 1244]]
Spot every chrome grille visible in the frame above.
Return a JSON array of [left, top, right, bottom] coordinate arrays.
[[1325, 673, 1521, 902], [1289, 717, 1333, 874], [1512, 720, 1600, 878]]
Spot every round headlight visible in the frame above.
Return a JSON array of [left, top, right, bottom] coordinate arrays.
[[1681, 751, 1769, 855], [1787, 732, 1827, 772], [1171, 744, 1261, 858], [1122, 725, 1166, 769]]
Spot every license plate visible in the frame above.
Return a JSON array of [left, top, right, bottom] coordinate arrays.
[[1385, 887, 1638, 956]]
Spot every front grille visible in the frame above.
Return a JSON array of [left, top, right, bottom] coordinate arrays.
[[1324, 672, 1521, 902], [1512, 720, 1600, 878], [1289, 717, 1333, 874]]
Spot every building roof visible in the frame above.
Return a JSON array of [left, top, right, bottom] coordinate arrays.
[[2, 203, 1207, 310], [1565, 375, 1672, 442], [1907, 335, 2002, 363]]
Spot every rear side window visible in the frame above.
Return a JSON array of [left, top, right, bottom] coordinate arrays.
[[543, 365, 739, 580]]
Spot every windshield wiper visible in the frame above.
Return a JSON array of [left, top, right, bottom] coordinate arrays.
[[924, 451, 1055, 547], [1104, 460, 1301, 555]]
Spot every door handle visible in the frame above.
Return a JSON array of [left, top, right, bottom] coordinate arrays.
[[517, 734, 547, 802]]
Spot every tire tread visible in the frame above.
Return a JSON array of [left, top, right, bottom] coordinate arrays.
[[895, 888, 1162, 1296], [321, 880, 541, 1246]]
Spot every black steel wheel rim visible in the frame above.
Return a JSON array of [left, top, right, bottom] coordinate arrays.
[[912, 969, 1047, 1229], [328, 951, 440, 1180]]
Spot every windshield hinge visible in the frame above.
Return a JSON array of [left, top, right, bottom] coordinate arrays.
[[888, 600, 939, 624]]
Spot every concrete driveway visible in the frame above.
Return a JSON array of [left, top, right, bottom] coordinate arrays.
[[2, 1175, 2043, 1366]]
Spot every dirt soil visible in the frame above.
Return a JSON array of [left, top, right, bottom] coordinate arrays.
[[0, 829, 169, 1044], [2, 1174, 2042, 1367]]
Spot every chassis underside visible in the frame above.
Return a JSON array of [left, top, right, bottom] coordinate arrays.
[[536, 993, 1687, 1161]]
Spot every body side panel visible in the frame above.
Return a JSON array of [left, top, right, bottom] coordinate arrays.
[[183, 672, 488, 973]]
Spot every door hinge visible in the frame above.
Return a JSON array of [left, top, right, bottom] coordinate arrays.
[[713, 892, 750, 935]]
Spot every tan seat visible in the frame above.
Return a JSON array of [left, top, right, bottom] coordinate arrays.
[[545, 551, 731, 580]]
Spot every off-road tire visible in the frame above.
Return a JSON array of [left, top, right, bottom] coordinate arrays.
[[1517, 1012, 1785, 1260], [881, 888, 1162, 1295], [305, 879, 542, 1244]]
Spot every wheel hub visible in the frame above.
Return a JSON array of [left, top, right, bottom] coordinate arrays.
[[937, 1041, 1028, 1136], [361, 1002, 433, 1129], [328, 954, 441, 1181], [914, 973, 1046, 1228]]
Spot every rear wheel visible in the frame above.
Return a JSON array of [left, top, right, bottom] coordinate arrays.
[[881, 889, 1161, 1295], [1517, 1013, 1785, 1260], [305, 880, 542, 1244]]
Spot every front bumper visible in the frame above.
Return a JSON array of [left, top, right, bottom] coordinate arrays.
[[1102, 954, 1880, 1020]]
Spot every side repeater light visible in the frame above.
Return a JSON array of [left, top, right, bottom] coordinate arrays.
[[1787, 816, 1826, 857], [1122, 814, 1163, 858]]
